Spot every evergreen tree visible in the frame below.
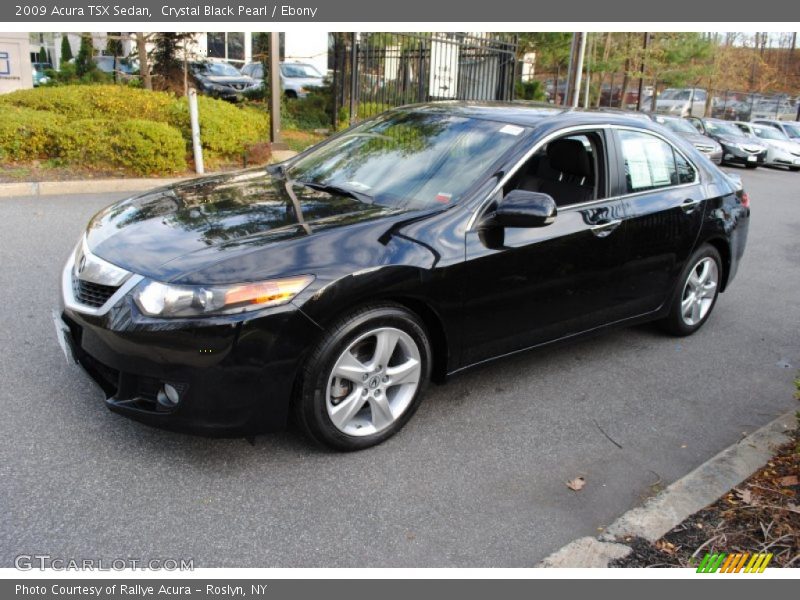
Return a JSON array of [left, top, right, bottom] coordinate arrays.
[[60, 34, 73, 62], [37, 46, 48, 64], [75, 33, 95, 76]]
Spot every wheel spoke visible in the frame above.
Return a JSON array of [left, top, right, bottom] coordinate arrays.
[[332, 351, 370, 383], [681, 296, 694, 318], [368, 395, 394, 430], [700, 280, 717, 299], [691, 299, 702, 323], [329, 389, 366, 430], [386, 358, 420, 387], [370, 329, 400, 369]]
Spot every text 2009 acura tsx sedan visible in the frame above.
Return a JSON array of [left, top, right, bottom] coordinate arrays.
[[57, 103, 750, 450]]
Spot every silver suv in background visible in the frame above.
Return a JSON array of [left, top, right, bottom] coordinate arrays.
[[653, 88, 707, 118], [240, 61, 325, 98]]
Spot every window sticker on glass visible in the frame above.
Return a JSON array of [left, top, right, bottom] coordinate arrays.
[[621, 137, 653, 189], [345, 181, 371, 191], [499, 124, 524, 136], [435, 192, 453, 203]]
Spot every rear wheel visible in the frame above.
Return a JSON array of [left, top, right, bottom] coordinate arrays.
[[661, 244, 722, 336], [294, 303, 431, 451]]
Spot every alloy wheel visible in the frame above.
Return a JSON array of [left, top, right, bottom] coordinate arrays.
[[325, 327, 422, 436], [680, 257, 719, 326]]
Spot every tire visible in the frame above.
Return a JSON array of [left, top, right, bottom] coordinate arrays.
[[745, 163, 758, 169], [661, 244, 723, 336], [790, 167, 800, 172], [294, 303, 432, 451]]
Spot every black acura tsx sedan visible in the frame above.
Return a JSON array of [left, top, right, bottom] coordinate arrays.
[[57, 103, 750, 450]]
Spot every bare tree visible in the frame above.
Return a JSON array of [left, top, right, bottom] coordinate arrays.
[[135, 32, 152, 90]]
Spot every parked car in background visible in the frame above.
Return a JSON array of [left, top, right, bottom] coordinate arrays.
[[189, 61, 259, 101], [240, 61, 325, 99], [687, 117, 767, 168], [648, 114, 722, 164], [56, 105, 750, 450], [733, 121, 800, 171], [655, 88, 707, 118], [750, 99, 798, 121], [711, 96, 752, 121], [93, 56, 139, 80], [751, 119, 800, 143], [32, 62, 51, 86]]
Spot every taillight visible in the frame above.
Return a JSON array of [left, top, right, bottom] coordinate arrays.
[[741, 191, 750, 208]]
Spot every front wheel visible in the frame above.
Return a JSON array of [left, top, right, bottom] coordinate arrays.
[[294, 303, 431, 451], [661, 244, 722, 336]]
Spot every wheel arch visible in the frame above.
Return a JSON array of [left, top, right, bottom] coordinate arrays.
[[700, 236, 732, 292]]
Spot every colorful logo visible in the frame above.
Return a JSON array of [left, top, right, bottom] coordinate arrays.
[[696, 552, 772, 573]]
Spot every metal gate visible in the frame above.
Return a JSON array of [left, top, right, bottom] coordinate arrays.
[[332, 32, 518, 128]]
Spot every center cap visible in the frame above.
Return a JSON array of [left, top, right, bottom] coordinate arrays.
[[369, 377, 380, 389]]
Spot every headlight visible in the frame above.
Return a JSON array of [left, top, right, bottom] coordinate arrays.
[[134, 275, 314, 318]]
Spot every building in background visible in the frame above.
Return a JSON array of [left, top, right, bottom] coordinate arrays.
[[0, 32, 33, 94], [28, 32, 330, 74]]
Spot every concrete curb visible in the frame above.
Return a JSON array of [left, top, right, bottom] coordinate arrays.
[[538, 409, 798, 568], [0, 150, 298, 198]]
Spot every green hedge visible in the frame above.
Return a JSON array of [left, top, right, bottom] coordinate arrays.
[[59, 119, 186, 175], [0, 85, 174, 121], [0, 85, 270, 174], [168, 95, 269, 163], [0, 106, 65, 162]]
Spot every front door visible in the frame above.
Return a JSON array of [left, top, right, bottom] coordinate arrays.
[[457, 130, 634, 366]]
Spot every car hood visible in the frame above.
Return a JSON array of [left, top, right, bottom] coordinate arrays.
[[85, 168, 407, 284], [762, 139, 800, 152], [678, 132, 719, 147]]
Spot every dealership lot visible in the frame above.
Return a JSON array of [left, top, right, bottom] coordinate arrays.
[[0, 168, 798, 567]]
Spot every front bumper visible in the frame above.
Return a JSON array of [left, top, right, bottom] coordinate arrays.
[[59, 258, 321, 437], [766, 150, 800, 168], [721, 146, 767, 166]]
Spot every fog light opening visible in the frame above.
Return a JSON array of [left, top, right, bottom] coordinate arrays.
[[157, 383, 181, 408]]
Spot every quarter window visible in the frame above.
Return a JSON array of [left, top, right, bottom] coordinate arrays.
[[619, 130, 693, 193]]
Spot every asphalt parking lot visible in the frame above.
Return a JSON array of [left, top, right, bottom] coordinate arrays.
[[1, 167, 798, 567]]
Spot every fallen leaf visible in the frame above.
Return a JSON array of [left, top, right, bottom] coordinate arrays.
[[777, 475, 798, 487], [566, 476, 586, 491], [655, 540, 676, 554], [736, 488, 753, 504]]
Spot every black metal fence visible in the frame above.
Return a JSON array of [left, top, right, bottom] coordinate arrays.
[[331, 32, 518, 129]]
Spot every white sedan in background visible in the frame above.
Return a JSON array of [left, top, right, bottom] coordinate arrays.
[[734, 122, 800, 171]]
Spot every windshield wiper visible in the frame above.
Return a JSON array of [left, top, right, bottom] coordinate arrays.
[[297, 181, 373, 204]]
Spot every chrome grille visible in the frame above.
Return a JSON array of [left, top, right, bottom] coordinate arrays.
[[72, 276, 119, 308]]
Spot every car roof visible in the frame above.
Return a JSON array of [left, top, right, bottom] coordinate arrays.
[[394, 101, 664, 131]]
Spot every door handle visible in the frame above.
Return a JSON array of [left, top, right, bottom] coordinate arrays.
[[590, 219, 622, 237], [681, 198, 703, 214]]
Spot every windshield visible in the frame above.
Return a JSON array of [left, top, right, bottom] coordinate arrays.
[[753, 126, 788, 140], [783, 123, 800, 137], [287, 111, 527, 210], [656, 116, 698, 134], [704, 120, 743, 137], [281, 64, 322, 78], [193, 62, 242, 77]]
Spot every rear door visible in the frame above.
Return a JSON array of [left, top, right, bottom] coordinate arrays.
[[613, 128, 706, 314]]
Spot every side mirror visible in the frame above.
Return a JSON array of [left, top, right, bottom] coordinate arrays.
[[489, 190, 557, 228]]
